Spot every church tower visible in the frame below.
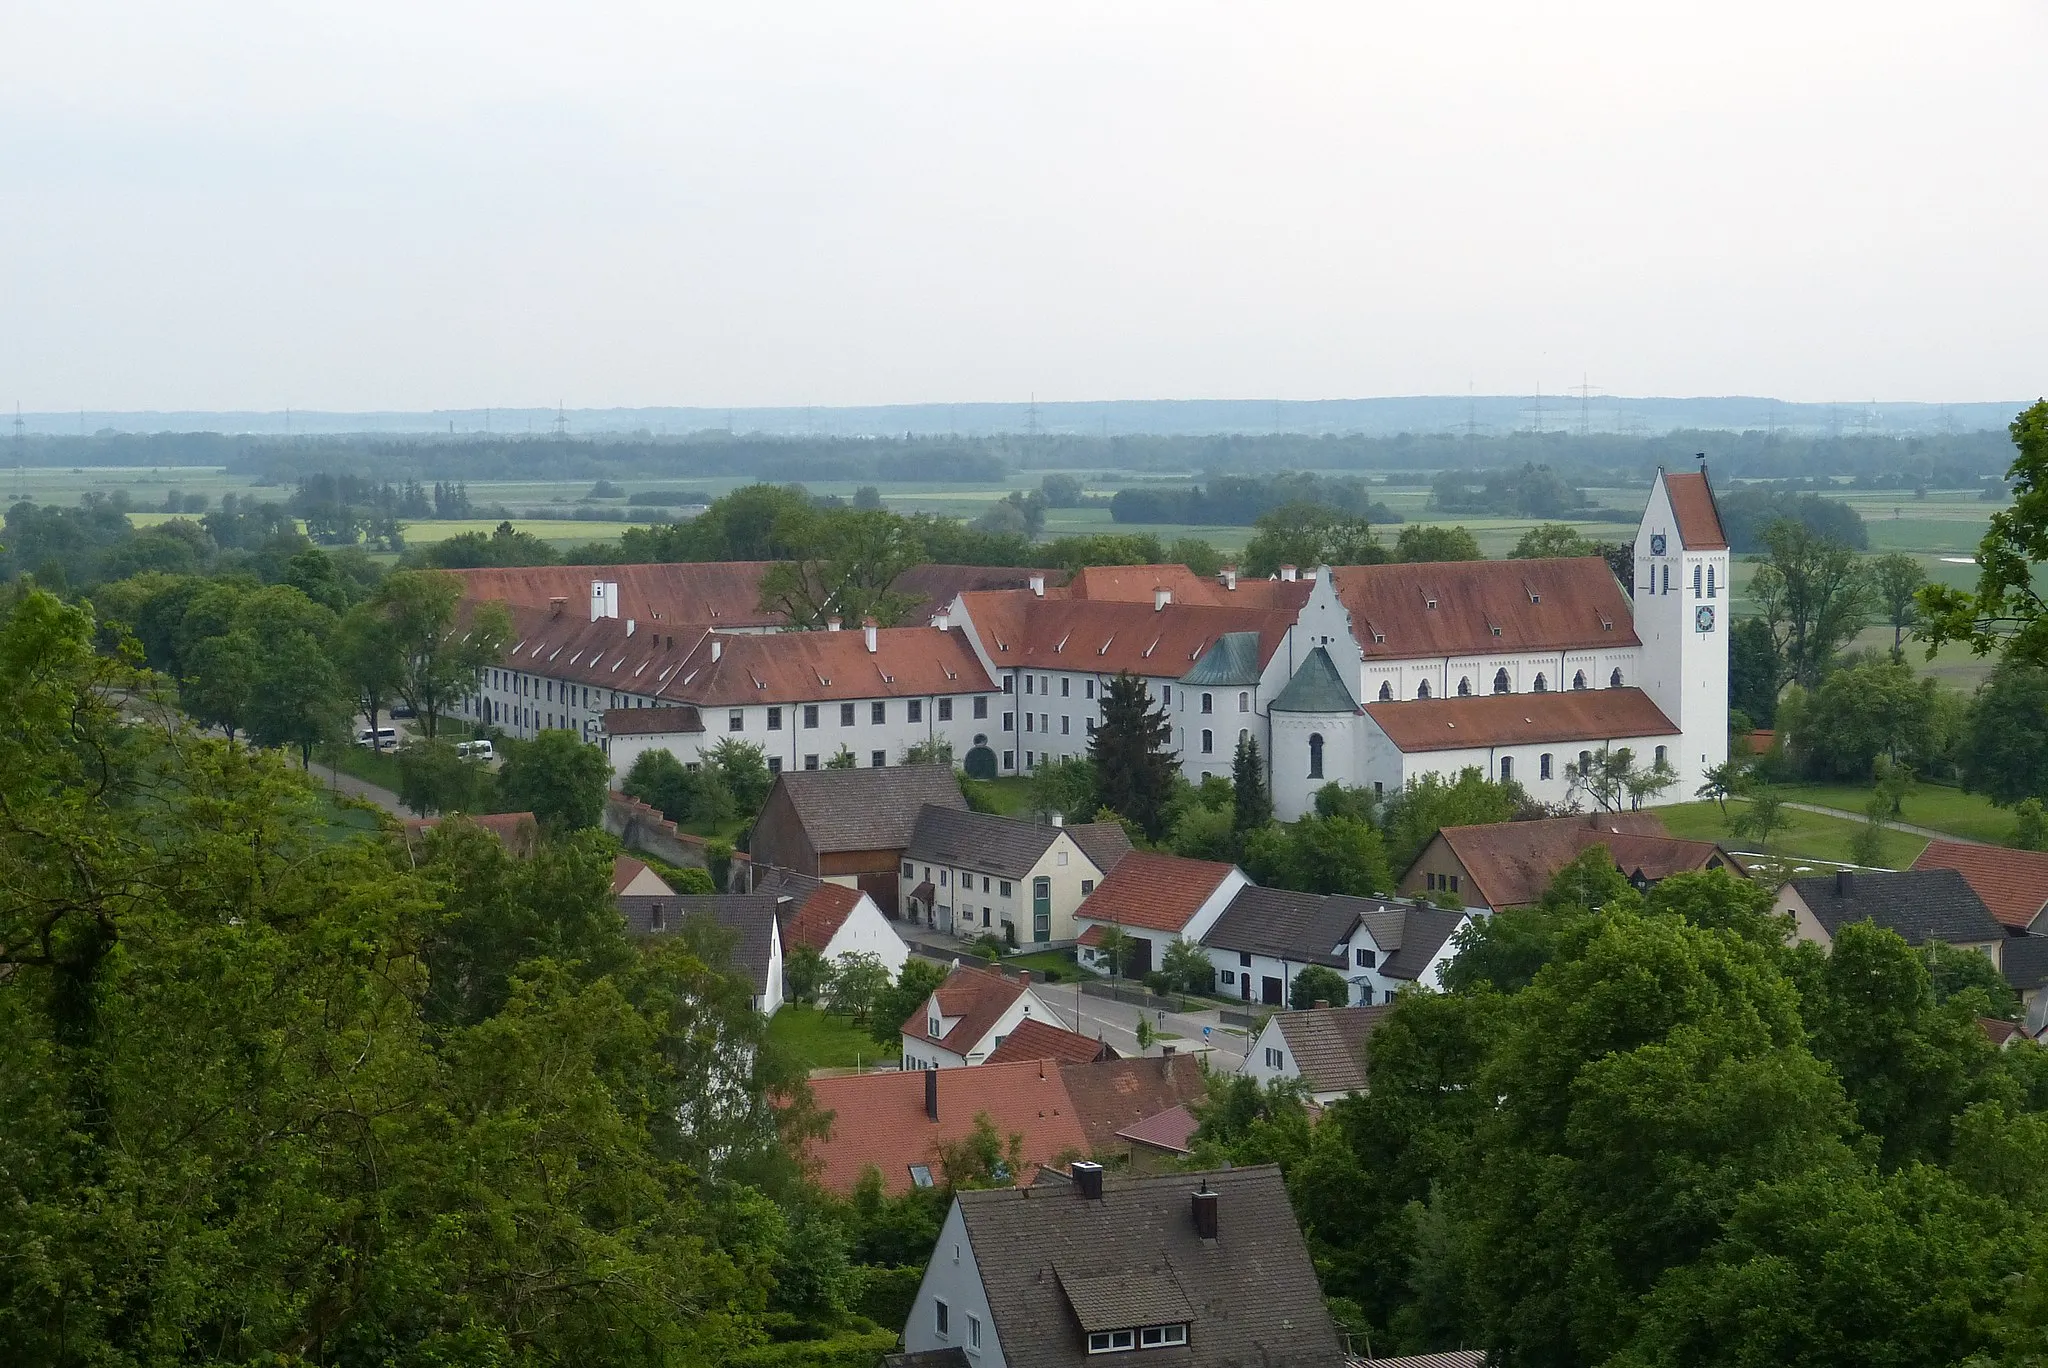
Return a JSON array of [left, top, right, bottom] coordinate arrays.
[[1632, 465, 1731, 798]]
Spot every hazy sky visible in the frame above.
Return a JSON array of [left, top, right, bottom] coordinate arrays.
[[3, 1, 2044, 411]]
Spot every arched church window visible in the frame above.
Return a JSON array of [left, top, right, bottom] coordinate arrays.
[[1308, 733, 1324, 779], [1492, 668, 1511, 695], [1417, 680, 1432, 699], [1572, 670, 1587, 690], [1610, 668, 1624, 688], [1379, 680, 1393, 701], [1457, 677, 1472, 696], [1532, 673, 1548, 693]]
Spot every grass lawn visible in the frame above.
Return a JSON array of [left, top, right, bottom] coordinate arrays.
[[1000, 948, 1081, 982], [768, 1005, 890, 1072], [1772, 783, 2015, 845], [1654, 799, 1930, 870], [966, 776, 1036, 817], [322, 743, 405, 791]]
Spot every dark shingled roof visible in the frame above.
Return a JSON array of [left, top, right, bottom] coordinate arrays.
[[1270, 646, 1359, 713], [957, 1165, 1344, 1368], [618, 894, 778, 998], [1791, 869, 2004, 948], [1271, 1006, 1393, 1096], [2003, 934, 2048, 994], [1180, 631, 1267, 687], [1202, 886, 1391, 968], [1355, 904, 1471, 981], [772, 763, 967, 853], [1067, 821, 1135, 877], [908, 806, 1064, 878]]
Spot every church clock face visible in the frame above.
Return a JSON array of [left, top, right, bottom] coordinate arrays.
[[1695, 605, 1715, 633], [1650, 533, 1668, 556]]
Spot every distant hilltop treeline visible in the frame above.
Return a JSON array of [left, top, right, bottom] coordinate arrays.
[[5, 426, 2021, 490]]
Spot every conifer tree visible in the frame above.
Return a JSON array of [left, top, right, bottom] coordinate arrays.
[[1232, 732, 1272, 832], [1090, 671, 1177, 839]]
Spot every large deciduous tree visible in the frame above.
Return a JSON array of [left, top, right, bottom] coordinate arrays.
[[1960, 662, 2048, 806], [756, 508, 926, 628], [1921, 399, 2048, 667], [1242, 502, 1387, 575], [1749, 519, 1872, 687], [375, 568, 511, 738], [496, 727, 612, 833]]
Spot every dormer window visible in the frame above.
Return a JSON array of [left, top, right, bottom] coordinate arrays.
[[1087, 1325, 1188, 1353], [929, 1015, 942, 1038]]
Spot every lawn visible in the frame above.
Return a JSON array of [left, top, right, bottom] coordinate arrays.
[[999, 948, 1080, 982], [1654, 799, 1930, 869], [964, 776, 1036, 817], [322, 742, 405, 792], [768, 1005, 891, 1072], [1773, 782, 2015, 845]]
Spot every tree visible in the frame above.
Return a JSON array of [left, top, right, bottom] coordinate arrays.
[[1161, 937, 1215, 995], [1380, 768, 1525, 871], [1566, 745, 1674, 813], [245, 628, 351, 766], [1242, 502, 1387, 575], [1232, 733, 1272, 833], [1243, 814, 1393, 897], [375, 568, 511, 738], [333, 602, 404, 748], [1922, 940, 2020, 1021], [785, 945, 831, 1005], [1093, 925, 1135, 979], [1730, 785, 1787, 849], [870, 958, 947, 1046], [1960, 663, 2048, 806], [902, 737, 953, 766], [1781, 661, 1940, 781], [825, 744, 859, 769], [622, 747, 695, 821], [706, 737, 773, 817], [826, 951, 892, 1025], [1694, 759, 1749, 819], [1509, 524, 1598, 559], [181, 629, 263, 741], [1920, 400, 2048, 667], [1727, 615, 1783, 726], [1290, 964, 1351, 1010], [1869, 551, 1928, 657], [396, 736, 495, 816], [1167, 800, 1235, 859], [497, 729, 611, 832], [1090, 672, 1177, 839], [2016, 798, 2048, 851], [756, 508, 925, 628], [1028, 755, 1098, 822], [1749, 520, 1872, 688], [1393, 524, 1485, 563]]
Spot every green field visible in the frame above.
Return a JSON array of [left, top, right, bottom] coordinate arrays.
[[1654, 799, 1931, 870], [767, 1005, 889, 1072], [1773, 782, 2015, 845]]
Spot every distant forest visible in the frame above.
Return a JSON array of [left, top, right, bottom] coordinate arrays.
[[5, 426, 2017, 490]]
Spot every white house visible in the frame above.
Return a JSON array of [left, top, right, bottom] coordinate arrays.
[[1200, 886, 1469, 1008], [618, 892, 786, 1016], [755, 872, 911, 981], [1240, 1005, 1393, 1106], [899, 963, 1067, 1070], [1070, 851, 1250, 981], [900, 805, 1132, 945]]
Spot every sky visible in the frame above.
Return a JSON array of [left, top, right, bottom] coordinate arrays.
[[2, 1, 2044, 412]]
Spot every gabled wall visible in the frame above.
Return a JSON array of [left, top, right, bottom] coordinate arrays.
[[901, 1201, 1006, 1365]]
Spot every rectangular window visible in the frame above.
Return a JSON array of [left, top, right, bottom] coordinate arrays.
[[1201, 692, 1213, 714], [1161, 685, 1171, 704], [935, 1301, 949, 1339], [1081, 879, 1094, 895], [973, 696, 988, 719], [1355, 947, 1376, 968], [904, 861, 914, 879], [767, 756, 782, 772], [1003, 750, 1015, 770], [982, 876, 991, 892], [938, 697, 953, 721], [1003, 677, 1013, 694], [804, 754, 819, 769], [1540, 753, 1553, 780], [728, 710, 744, 732], [803, 704, 818, 728], [1025, 713, 1034, 733], [940, 869, 948, 886], [1061, 677, 1070, 697], [1220, 970, 1235, 986], [969, 1314, 981, 1350], [1088, 1330, 1136, 1353], [1266, 1047, 1285, 1068], [767, 706, 782, 730], [1450, 875, 1460, 892], [1499, 755, 1513, 781], [908, 699, 923, 723], [1056, 850, 1069, 867], [546, 681, 553, 701], [1708, 564, 1718, 598], [1087, 679, 1096, 700], [871, 702, 886, 725], [871, 750, 887, 768], [999, 880, 1012, 898], [1061, 716, 1071, 735], [840, 703, 855, 726], [1002, 712, 1014, 731], [1040, 713, 1048, 733]]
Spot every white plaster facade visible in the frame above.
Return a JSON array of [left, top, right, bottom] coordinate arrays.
[[815, 891, 912, 981], [900, 984, 1068, 1070], [901, 1201, 1006, 1364], [902, 828, 1113, 946]]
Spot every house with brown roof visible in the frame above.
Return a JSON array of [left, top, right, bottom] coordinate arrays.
[[984, 1018, 1119, 1068], [1071, 851, 1250, 980], [1059, 1052, 1208, 1161], [1398, 812, 1742, 913], [610, 854, 676, 898], [1912, 840, 2048, 934], [803, 1059, 1090, 1195], [748, 866, 911, 980], [1241, 1005, 1393, 1105], [897, 1164, 1345, 1366], [901, 805, 1132, 944], [901, 963, 1070, 1070], [748, 763, 967, 915]]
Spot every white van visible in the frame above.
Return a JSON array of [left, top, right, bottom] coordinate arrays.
[[356, 727, 399, 749], [456, 739, 495, 761]]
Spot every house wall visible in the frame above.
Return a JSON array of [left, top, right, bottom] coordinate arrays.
[[901, 987, 1064, 1069], [1270, 709, 1363, 819], [902, 831, 1108, 945], [820, 895, 912, 979], [902, 1202, 1006, 1366], [761, 924, 785, 1017], [1361, 730, 1692, 813], [1073, 870, 1249, 977], [748, 787, 821, 877], [1358, 648, 1640, 709], [1395, 835, 1483, 910], [1204, 946, 1360, 1008], [1240, 1017, 1302, 1089]]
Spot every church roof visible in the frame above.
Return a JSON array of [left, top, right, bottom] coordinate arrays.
[[1270, 646, 1358, 713], [1363, 687, 1679, 752], [1663, 470, 1729, 550], [1330, 557, 1638, 660], [1180, 631, 1266, 686]]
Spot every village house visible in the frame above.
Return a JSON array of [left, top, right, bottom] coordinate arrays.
[[897, 1163, 1346, 1366], [1199, 885, 1468, 1007], [616, 892, 785, 1015], [1240, 1005, 1393, 1105], [1778, 868, 2006, 969], [1071, 851, 1248, 980], [747, 763, 967, 915], [747, 867, 911, 980], [983, 1018, 1118, 1067], [900, 805, 1132, 944], [609, 854, 676, 898], [1912, 840, 2048, 935], [900, 963, 1067, 1070], [1397, 811, 1743, 912]]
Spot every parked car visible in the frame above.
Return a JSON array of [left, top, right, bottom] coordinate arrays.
[[455, 739, 494, 761], [356, 727, 399, 749], [388, 704, 417, 719]]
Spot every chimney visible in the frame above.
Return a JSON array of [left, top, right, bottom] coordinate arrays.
[[1280, 564, 1298, 582], [862, 618, 879, 653], [591, 581, 619, 621], [1073, 1161, 1104, 1200], [827, 616, 842, 632], [1153, 586, 1171, 611], [1314, 999, 1330, 1010], [591, 579, 605, 622], [549, 596, 566, 618], [711, 639, 723, 662], [1836, 869, 1854, 897], [932, 610, 951, 631], [1220, 565, 1238, 591], [626, 618, 636, 637], [924, 1066, 939, 1122], [1016, 969, 1031, 986], [1028, 572, 1046, 597], [1191, 1183, 1218, 1239], [1050, 812, 1063, 827], [1161, 1045, 1176, 1077]]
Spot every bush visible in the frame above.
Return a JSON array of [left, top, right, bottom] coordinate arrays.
[[726, 1330, 900, 1368], [852, 1265, 925, 1333]]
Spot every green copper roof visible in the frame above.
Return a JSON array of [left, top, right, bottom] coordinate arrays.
[[1181, 631, 1264, 687], [1270, 647, 1359, 713]]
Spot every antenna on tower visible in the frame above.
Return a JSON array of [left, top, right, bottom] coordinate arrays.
[[1025, 393, 1040, 442], [1573, 374, 1597, 437], [552, 403, 568, 439]]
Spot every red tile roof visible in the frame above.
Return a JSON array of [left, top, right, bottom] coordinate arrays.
[[781, 883, 868, 954], [803, 1061, 1089, 1193], [954, 591, 1296, 681], [600, 706, 704, 735], [1364, 687, 1679, 753], [1663, 470, 1729, 550], [1331, 557, 1639, 659], [1983, 1017, 2022, 1048], [1912, 840, 2048, 931], [500, 607, 709, 698], [1115, 1102, 1199, 1155], [985, 1018, 1117, 1066], [1429, 813, 1734, 910], [1073, 850, 1239, 934], [666, 624, 995, 707], [611, 855, 649, 895], [1059, 1053, 1208, 1155], [1065, 564, 1311, 612], [901, 963, 1036, 1054], [401, 811, 540, 857]]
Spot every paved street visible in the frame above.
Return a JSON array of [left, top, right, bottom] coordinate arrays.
[[311, 761, 408, 817]]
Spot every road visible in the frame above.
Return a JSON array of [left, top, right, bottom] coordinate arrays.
[[1051, 983, 1253, 1071], [310, 761, 408, 817]]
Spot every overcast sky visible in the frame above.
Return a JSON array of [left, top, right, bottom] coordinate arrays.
[[2, 1, 2043, 411]]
